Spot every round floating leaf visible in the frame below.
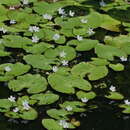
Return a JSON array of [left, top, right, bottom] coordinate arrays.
[[95, 44, 126, 61], [109, 63, 124, 71], [42, 119, 63, 130], [76, 91, 96, 100], [47, 109, 72, 120], [71, 62, 108, 80], [0, 99, 13, 112], [30, 93, 59, 105], [119, 104, 130, 114], [3, 35, 32, 48], [20, 108, 38, 120], [59, 101, 86, 112], [75, 39, 98, 51], [45, 46, 76, 61], [23, 54, 58, 70], [105, 92, 124, 100], [8, 74, 47, 94], [48, 73, 92, 94], [0, 63, 30, 81], [23, 42, 53, 54]]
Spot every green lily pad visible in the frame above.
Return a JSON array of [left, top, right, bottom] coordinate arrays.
[[42, 119, 63, 130], [95, 44, 126, 61], [0, 63, 30, 81], [71, 62, 108, 80], [76, 91, 96, 100], [8, 74, 47, 94], [48, 73, 92, 94], [23, 54, 58, 70], [59, 101, 86, 112], [0, 99, 13, 112], [105, 92, 124, 100], [47, 109, 72, 120], [30, 93, 59, 105], [109, 63, 124, 71]]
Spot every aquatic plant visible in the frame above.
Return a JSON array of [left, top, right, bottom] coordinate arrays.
[[0, 0, 130, 129]]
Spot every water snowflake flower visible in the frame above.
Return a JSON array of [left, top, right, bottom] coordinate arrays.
[[13, 107, 19, 113], [69, 10, 75, 17], [59, 120, 69, 128], [61, 60, 68, 66], [0, 27, 7, 34], [10, 20, 16, 24], [120, 56, 127, 62], [87, 28, 95, 35], [81, 18, 88, 23], [53, 34, 60, 40], [52, 66, 58, 72], [43, 14, 52, 20], [21, 0, 29, 5], [32, 36, 39, 43], [59, 51, 66, 58], [65, 106, 73, 111], [81, 97, 89, 103], [58, 8, 65, 15], [29, 26, 40, 32], [109, 85, 116, 92], [4, 66, 11, 72], [99, 0, 106, 7], [124, 99, 130, 105], [8, 96, 16, 102], [77, 35, 83, 41], [22, 100, 30, 110]]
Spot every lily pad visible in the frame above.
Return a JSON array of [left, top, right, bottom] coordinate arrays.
[[8, 74, 47, 94], [105, 92, 124, 100]]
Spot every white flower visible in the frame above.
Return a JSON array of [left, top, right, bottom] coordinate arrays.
[[120, 56, 127, 62], [22, 100, 30, 110], [4, 66, 11, 72], [87, 28, 95, 35], [52, 66, 58, 72], [59, 51, 66, 58], [99, 0, 106, 7], [9, 6, 15, 10], [22, 0, 29, 5], [61, 60, 68, 66], [124, 99, 130, 105], [13, 107, 19, 113], [0, 27, 7, 34], [81, 18, 88, 24], [59, 120, 69, 128], [69, 10, 75, 17], [58, 8, 65, 15], [10, 20, 16, 24], [8, 96, 16, 102], [81, 97, 89, 103], [29, 26, 39, 32], [77, 35, 83, 41], [32, 36, 39, 43], [53, 34, 60, 40], [65, 106, 73, 111], [43, 14, 52, 20], [109, 85, 116, 92]]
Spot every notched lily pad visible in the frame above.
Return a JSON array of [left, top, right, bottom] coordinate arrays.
[[30, 93, 59, 105], [105, 92, 124, 100], [8, 74, 47, 94]]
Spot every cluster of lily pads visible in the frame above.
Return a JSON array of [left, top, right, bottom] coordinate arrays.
[[1, 0, 130, 129]]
